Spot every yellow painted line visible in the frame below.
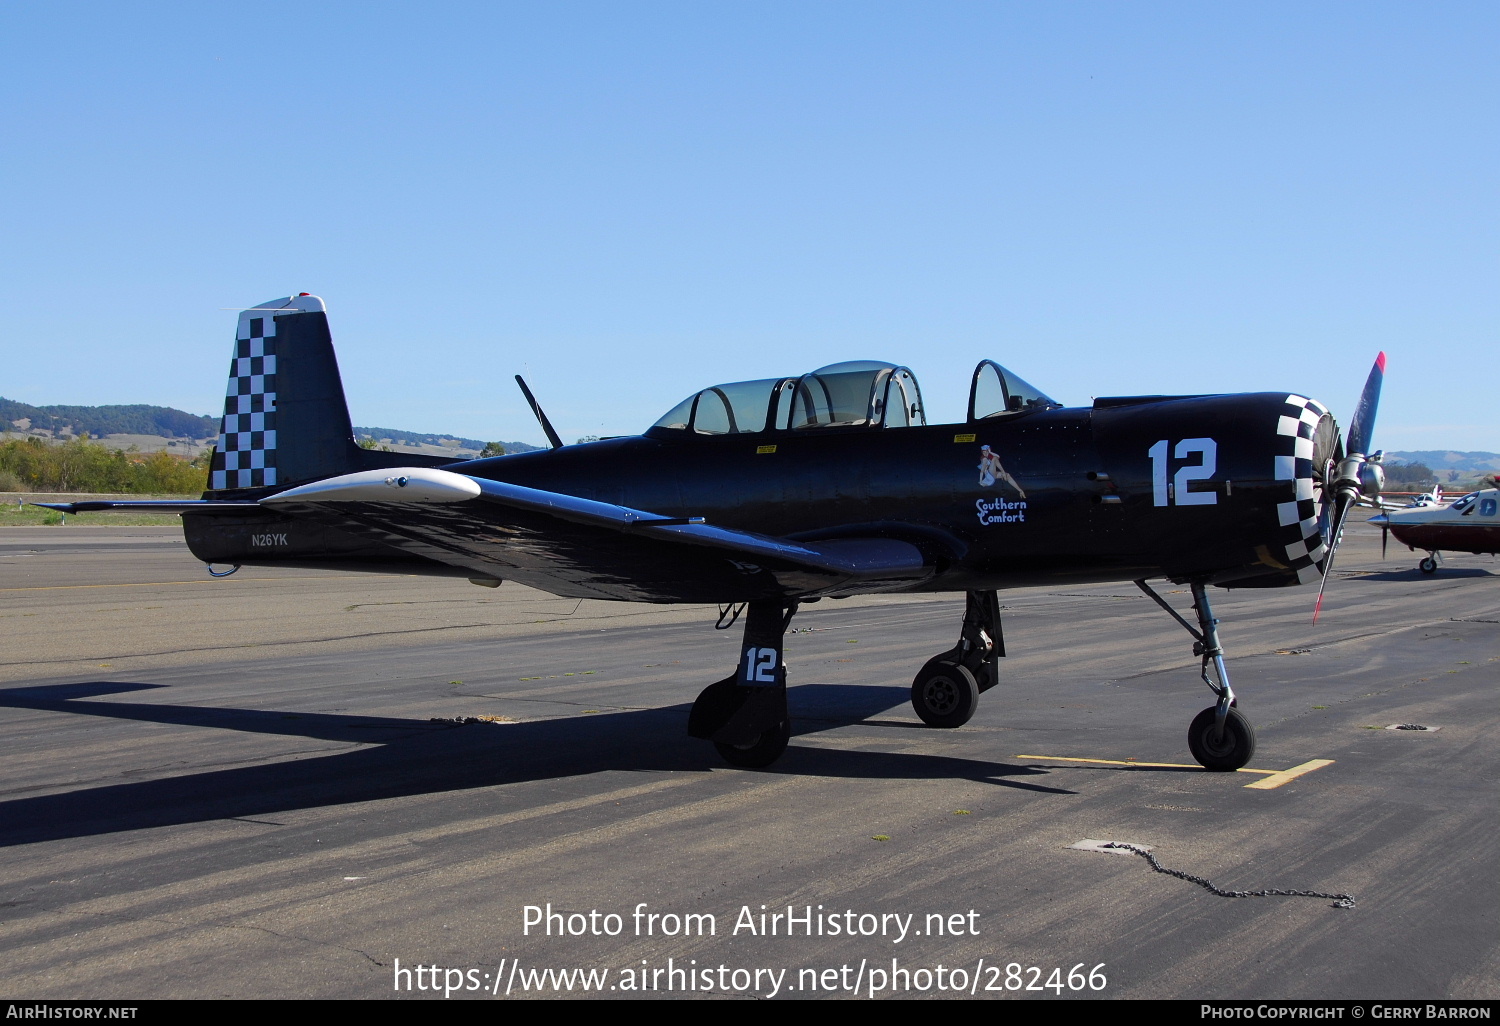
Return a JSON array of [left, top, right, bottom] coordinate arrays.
[[1017, 754, 1335, 788], [1016, 754, 1277, 775], [1240, 759, 1335, 790]]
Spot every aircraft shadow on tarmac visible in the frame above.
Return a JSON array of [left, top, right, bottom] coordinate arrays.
[[0, 681, 1071, 847], [1349, 567, 1496, 581]]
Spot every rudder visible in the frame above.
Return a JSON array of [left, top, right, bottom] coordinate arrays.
[[207, 294, 455, 495]]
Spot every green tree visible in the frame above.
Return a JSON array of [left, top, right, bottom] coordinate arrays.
[[1383, 462, 1435, 488], [0, 436, 206, 493], [480, 441, 506, 458]]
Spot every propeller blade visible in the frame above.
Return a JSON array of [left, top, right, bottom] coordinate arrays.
[[1311, 493, 1354, 624], [1346, 352, 1386, 457], [1368, 512, 1391, 558], [1313, 352, 1386, 624]]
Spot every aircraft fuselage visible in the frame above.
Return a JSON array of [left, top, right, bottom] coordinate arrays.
[[184, 390, 1324, 599]]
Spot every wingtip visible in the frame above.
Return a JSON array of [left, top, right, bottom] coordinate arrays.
[[1375, 351, 1387, 372]]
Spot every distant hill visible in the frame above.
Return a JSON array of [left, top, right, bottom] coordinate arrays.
[[1385, 451, 1500, 473], [353, 427, 541, 454], [1, 397, 541, 454], [1, 397, 216, 439]]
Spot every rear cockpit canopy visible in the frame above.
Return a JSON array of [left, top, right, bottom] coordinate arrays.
[[651, 361, 926, 435]]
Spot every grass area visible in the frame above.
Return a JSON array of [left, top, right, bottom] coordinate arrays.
[[0, 494, 197, 527]]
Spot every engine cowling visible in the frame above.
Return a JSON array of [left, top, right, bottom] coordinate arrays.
[[1091, 392, 1340, 587]]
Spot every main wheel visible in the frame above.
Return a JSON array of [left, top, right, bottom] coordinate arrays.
[[714, 718, 790, 768], [1187, 706, 1256, 771], [1419, 556, 1438, 574], [911, 659, 980, 728]]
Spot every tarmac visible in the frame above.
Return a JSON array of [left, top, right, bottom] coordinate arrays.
[[0, 520, 1495, 999]]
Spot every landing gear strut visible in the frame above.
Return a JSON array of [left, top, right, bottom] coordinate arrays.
[[910, 590, 1003, 728], [1135, 579, 1257, 771], [688, 601, 797, 768]]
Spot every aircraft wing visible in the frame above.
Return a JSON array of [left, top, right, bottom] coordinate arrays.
[[257, 467, 932, 602]]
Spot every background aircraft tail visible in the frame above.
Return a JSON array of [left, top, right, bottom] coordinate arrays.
[[206, 294, 455, 495]]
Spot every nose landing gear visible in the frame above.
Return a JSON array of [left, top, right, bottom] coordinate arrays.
[[1136, 579, 1257, 772]]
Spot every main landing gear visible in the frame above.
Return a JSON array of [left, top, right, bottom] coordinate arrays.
[[1135, 579, 1257, 771], [910, 590, 1004, 728], [689, 600, 797, 768]]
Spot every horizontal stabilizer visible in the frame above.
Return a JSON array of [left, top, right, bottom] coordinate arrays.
[[32, 500, 264, 515]]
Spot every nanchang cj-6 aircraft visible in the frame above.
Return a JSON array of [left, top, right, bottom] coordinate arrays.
[[42, 296, 1392, 772]]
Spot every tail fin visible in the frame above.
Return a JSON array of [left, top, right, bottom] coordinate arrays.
[[208, 294, 454, 495]]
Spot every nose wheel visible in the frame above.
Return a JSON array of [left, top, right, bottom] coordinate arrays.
[[1419, 555, 1438, 574], [1187, 706, 1256, 771]]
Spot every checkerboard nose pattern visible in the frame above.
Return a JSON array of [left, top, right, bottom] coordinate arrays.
[[1273, 395, 1333, 584]]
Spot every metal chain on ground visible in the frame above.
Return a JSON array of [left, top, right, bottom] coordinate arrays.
[[1103, 843, 1356, 909]]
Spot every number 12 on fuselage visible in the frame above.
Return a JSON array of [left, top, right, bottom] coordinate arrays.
[[1149, 438, 1218, 507]]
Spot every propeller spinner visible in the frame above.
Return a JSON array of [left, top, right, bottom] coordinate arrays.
[[1312, 352, 1387, 622]]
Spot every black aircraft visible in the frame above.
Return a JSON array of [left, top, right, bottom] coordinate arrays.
[[42, 295, 1390, 772]]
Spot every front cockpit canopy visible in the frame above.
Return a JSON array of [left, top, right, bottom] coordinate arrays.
[[968, 360, 1061, 420], [652, 361, 926, 435]]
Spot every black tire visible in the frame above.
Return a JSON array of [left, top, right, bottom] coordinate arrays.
[[1419, 556, 1438, 574], [714, 718, 790, 768], [1187, 706, 1256, 771], [911, 659, 980, 728]]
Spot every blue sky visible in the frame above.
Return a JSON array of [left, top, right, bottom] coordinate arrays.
[[2, 2, 1494, 450]]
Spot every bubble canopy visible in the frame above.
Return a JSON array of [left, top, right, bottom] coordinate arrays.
[[967, 359, 1061, 419], [650, 361, 927, 436], [649, 358, 1058, 436]]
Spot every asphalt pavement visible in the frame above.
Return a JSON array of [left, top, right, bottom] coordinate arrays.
[[0, 522, 1495, 1000]]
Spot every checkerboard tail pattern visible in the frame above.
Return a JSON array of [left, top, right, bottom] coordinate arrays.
[[209, 311, 278, 490], [1273, 394, 1331, 585]]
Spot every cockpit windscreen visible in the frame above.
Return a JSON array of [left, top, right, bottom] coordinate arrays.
[[969, 360, 1060, 419]]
